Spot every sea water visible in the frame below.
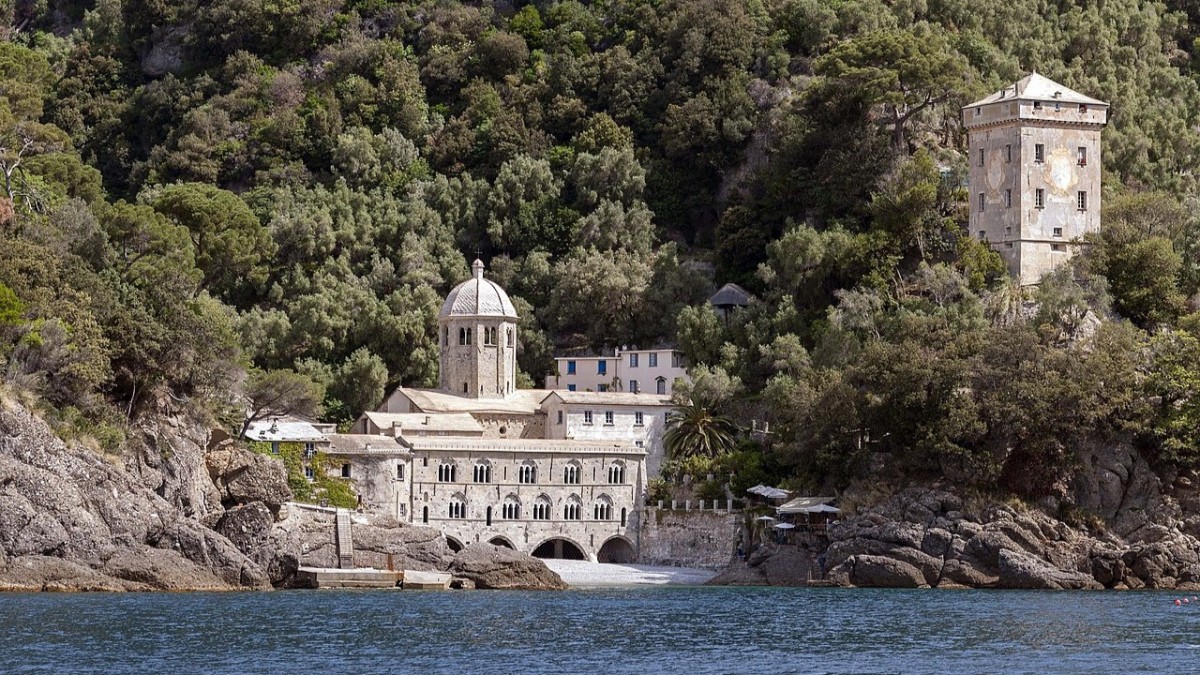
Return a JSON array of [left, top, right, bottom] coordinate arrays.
[[1, 586, 1197, 674]]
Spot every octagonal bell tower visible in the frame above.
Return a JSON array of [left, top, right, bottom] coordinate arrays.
[[437, 259, 518, 399]]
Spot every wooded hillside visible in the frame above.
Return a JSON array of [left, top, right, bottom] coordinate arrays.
[[4, 0, 1200, 496]]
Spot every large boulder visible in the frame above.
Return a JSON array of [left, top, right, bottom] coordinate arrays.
[[998, 549, 1101, 590], [445, 543, 567, 590], [216, 502, 276, 570], [836, 554, 927, 588], [206, 448, 291, 513]]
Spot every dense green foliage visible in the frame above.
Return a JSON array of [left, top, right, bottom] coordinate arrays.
[[5, 0, 1200, 499]]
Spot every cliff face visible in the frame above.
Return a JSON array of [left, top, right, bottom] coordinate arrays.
[[0, 399, 564, 592], [0, 400, 269, 591]]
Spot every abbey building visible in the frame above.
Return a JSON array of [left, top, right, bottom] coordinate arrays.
[[331, 260, 676, 562], [963, 73, 1108, 285]]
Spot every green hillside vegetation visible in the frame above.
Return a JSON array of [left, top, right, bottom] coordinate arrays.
[[4, 0, 1200, 499]]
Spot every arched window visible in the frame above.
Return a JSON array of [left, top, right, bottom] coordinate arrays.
[[656, 376, 666, 395], [533, 495, 551, 520], [466, 328, 472, 345], [593, 495, 613, 521], [459, 327, 466, 345], [620, 507, 627, 527], [486, 506, 492, 526], [507, 328, 514, 347], [502, 495, 521, 520], [473, 461, 491, 483], [518, 461, 537, 484], [448, 494, 466, 519], [438, 462, 457, 483], [607, 461, 626, 485], [564, 495, 582, 521], [563, 461, 581, 485], [422, 506, 429, 523], [484, 326, 496, 346], [443, 326, 448, 346]]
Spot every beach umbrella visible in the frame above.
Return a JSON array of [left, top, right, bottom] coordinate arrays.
[[755, 516, 777, 522], [773, 522, 796, 529]]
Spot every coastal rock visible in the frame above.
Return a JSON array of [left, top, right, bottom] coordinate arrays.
[[997, 549, 1101, 590], [125, 411, 225, 525], [215, 502, 276, 570], [0, 400, 269, 592], [206, 448, 291, 513], [445, 543, 567, 590], [836, 554, 927, 588]]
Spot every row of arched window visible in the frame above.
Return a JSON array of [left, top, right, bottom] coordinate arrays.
[[436, 460, 628, 485], [445, 326, 515, 347], [433, 494, 626, 525]]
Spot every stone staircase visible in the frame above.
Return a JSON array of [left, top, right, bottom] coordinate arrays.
[[335, 509, 354, 569]]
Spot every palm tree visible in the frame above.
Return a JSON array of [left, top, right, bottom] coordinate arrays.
[[663, 395, 738, 460]]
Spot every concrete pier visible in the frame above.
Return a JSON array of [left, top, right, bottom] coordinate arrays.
[[295, 567, 404, 589]]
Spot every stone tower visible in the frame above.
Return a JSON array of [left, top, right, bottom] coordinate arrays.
[[962, 73, 1109, 285], [437, 259, 518, 398]]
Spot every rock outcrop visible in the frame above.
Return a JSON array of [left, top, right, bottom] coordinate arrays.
[[206, 448, 291, 514], [0, 400, 269, 591], [820, 488, 1200, 590], [445, 543, 568, 590]]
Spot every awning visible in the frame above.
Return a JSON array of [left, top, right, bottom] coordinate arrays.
[[773, 522, 796, 530], [777, 496, 839, 515], [747, 485, 791, 500]]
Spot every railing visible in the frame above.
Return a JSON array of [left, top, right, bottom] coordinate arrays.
[[649, 499, 740, 513]]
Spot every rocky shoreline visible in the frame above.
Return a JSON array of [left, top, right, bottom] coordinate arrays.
[[0, 400, 563, 592]]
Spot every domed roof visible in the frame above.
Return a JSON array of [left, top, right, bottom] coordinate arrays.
[[439, 259, 518, 319]]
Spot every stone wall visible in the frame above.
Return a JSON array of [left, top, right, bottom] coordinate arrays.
[[637, 507, 742, 568]]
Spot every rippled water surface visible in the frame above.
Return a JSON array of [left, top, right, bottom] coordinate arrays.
[[2, 587, 1198, 673]]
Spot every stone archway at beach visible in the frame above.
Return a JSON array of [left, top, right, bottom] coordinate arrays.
[[445, 535, 464, 553], [531, 538, 587, 560], [597, 536, 636, 564]]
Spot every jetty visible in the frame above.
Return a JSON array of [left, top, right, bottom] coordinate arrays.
[[295, 567, 453, 590]]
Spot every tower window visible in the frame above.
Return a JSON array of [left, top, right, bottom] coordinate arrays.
[[1077, 191, 1088, 211], [1035, 189, 1045, 209], [977, 192, 984, 213], [1004, 189, 1012, 208], [973, 107, 981, 117], [483, 327, 495, 346], [978, 230, 986, 240], [1005, 144, 1012, 163], [459, 328, 466, 345], [466, 328, 472, 345], [443, 326, 448, 346], [977, 149, 984, 167], [1034, 144, 1045, 163], [1077, 147, 1087, 166]]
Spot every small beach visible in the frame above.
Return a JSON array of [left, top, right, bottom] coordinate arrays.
[[541, 560, 718, 586]]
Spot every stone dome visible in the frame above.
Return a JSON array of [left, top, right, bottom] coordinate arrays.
[[439, 259, 518, 319]]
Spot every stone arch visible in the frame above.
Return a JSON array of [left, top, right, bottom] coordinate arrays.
[[445, 535, 464, 553], [488, 536, 515, 549], [563, 494, 582, 520], [532, 537, 587, 560], [562, 459, 582, 484], [532, 494, 551, 520], [597, 536, 636, 563], [593, 494, 613, 521]]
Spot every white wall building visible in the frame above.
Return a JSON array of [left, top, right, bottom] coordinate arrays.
[[336, 260, 675, 562], [545, 347, 689, 395]]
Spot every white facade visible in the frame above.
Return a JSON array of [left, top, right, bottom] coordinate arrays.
[[541, 391, 671, 479], [546, 347, 688, 395]]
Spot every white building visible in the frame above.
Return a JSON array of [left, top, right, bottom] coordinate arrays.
[[336, 260, 675, 562], [545, 347, 689, 395]]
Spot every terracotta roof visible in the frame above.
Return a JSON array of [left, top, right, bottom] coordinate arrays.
[[360, 411, 483, 434], [542, 391, 674, 407], [326, 434, 409, 455], [965, 72, 1107, 109], [400, 436, 645, 455], [439, 259, 517, 318], [396, 387, 550, 415]]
